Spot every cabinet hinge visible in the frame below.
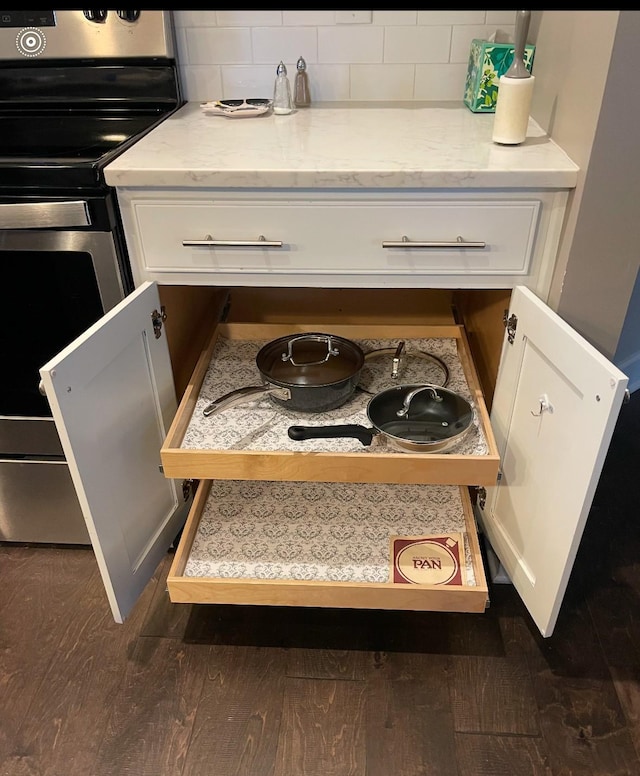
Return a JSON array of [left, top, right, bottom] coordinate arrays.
[[151, 306, 167, 339], [502, 310, 518, 344]]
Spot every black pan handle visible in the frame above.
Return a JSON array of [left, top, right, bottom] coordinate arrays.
[[288, 424, 374, 446]]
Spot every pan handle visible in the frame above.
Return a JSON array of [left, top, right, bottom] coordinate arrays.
[[203, 385, 291, 416], [288, 424, 374, 446]]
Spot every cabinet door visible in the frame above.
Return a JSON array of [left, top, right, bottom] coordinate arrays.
[[478, 286, 628, 637], [39, 281, 190, 623]]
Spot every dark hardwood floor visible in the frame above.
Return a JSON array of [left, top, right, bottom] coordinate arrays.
[[3, 391, 640, 775]]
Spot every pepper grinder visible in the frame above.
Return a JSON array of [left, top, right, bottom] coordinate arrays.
[[294, 55, 311, 108], [273, 61, 293, 115], [492, 11, 535, 145]]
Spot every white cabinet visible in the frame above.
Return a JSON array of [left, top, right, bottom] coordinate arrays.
[[56, 102, 597, 636], [41, 278, 627, 637]]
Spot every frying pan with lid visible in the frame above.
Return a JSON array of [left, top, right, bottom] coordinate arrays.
[[288, 383, 474, 453]]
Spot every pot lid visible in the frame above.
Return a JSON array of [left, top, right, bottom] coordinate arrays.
[[256, 332, 364, 386]]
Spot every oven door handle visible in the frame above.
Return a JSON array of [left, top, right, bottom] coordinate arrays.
[[0, 201, 91, 229]]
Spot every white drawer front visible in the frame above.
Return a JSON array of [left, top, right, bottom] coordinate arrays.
[[132, 198, 540, 278]]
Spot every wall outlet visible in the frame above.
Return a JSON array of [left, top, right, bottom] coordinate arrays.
[[335, 11, 372, 24]]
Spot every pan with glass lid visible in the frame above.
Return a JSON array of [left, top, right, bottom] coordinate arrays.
[[287, 382, 474, 453]]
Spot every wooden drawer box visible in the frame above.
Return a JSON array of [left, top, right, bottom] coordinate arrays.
[[160, 321, 500, 486], [162, 302, 497, 613], [167, 478, 489, 613]]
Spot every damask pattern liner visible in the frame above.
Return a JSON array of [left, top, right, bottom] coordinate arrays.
[[184, 480, 476, 585], [181, 336, 489, 454]]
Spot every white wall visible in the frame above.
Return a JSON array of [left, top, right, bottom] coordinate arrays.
[[173, 10, 518, 102], [530, 11, 640, 388]]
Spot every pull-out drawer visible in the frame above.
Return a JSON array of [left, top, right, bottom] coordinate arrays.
[[124, 191, 543, 288], [167, 478, 489, 613], [161, 321, 500, 485]]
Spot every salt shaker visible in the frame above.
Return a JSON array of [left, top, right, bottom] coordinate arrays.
[[294, 56, 311, 107], [273, 61, 293, 115]]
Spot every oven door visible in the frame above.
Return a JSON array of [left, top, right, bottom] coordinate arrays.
[[0, 213, 127, 542]]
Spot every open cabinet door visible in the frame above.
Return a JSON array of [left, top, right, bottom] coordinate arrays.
[[478, 286, 628, 637], [40, 281, 190, 623]]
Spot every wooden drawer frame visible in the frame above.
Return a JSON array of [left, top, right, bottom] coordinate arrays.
[[167, 479, 489, 613], [160, 321, 500, 486]]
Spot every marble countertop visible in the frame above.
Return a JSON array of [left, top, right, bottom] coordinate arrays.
[[104, 101, 579, 190]]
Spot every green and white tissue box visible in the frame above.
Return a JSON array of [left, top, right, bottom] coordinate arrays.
[[464, 38, 535, 113]]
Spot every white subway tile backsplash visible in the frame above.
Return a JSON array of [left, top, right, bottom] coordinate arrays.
[[185, 28, 252, 66], [252, 27, 318, 65], [384, 26, 451, 64], [283, 11, 335, 26], [178, 65, 222, 102], [417, 11, 486, 26], [372, 11, 417, 26], [318, 26, 384, 64], [486, 11, 518, 26], [220, 66, 276, 99], [308, 65, 351, 101], [414, 63, 470, 101], [172, 11, 217, 29], [174, 10, 517, 103], [350, 64, 415, 101], [216, 11, 282, 27]]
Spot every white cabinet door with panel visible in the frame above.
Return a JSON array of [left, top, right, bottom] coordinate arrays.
[[476, 286, 628, 636], [40, 282, 627, 635], [39, 282, 191, 623]]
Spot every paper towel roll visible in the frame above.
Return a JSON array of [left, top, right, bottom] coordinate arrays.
[[492, 74, 535, 145]]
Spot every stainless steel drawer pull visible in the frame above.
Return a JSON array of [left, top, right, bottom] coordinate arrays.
[[182, 234, 283, 247], [382, 235, 486, 249]]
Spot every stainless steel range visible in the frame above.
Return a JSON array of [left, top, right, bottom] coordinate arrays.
[[0, 11, 182, 543]]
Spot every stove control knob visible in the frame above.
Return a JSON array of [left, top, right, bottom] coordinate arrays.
[[117, 10, 140, 22], [83, 10, 108, 22]]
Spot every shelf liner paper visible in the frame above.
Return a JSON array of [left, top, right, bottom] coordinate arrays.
[[181, 336, 489, 455], [184, 480, 476, 585]]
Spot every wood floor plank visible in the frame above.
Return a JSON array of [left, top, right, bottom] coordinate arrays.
[[0, 546, 100, 765], [609, 664, 640, 763], [182, 605, 468, 654], [182, 645, 286, 776], [285, 648, 369, 680], [449, 655, 540, 735], [140, 553, 193, 639], [454, 733, 551, 776], [366, 655, 458, 776], [275, 677, 367, 776], [92, 637, 210, 776], [504, 597, 640, 774], [440, 609, 506, 657], [2, 555, 165, 776], [587, 583, 640, 668]]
